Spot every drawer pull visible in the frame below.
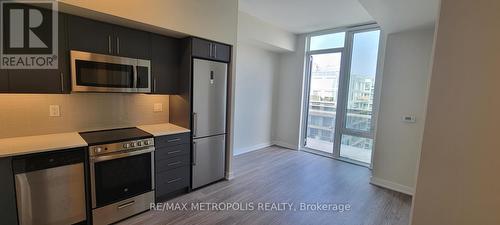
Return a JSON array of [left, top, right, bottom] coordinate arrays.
[[167, 178, 182, 184], [167, 161, 182, 166], [117, 201, 135, 209], [167, 138, 181, 143], [167, 150, 182, 155]]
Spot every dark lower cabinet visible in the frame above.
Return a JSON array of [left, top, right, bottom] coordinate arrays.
[[192, 38, 231, 62], [0, 157, 19, 225], [0, 70, 8, 92], [151, 35, 181, 94], [7, 12, 70, 94], [155, 133, 191, 202]]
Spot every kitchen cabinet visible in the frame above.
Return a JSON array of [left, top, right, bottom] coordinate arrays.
[[0, 157, 19, 225], [114, 26, 151, 59], [8, 12, 70, 93], [68, 15, 114, 55], [155, 133, 191, 201], [192, 38, 231, 62], [151, 34, 181, 94], [68, 15, 151, 59], [0, 70, 8, 92]]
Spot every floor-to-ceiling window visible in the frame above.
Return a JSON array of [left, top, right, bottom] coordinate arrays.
[[303, 25, 381, 166]]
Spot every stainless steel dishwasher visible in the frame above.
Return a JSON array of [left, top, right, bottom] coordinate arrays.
[[12, 148, 87, 225]]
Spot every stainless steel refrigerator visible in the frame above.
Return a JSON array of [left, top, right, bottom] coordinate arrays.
[[192, 58, 227, 189]]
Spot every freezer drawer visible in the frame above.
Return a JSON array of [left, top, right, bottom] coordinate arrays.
[[192, 135, 226, 189], [192, 59, 227, 138]]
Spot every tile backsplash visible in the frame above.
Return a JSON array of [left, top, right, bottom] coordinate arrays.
[[0, 93, 169, 138]]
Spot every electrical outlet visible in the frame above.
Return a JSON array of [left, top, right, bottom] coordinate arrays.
[[49, 105, 60, 117], [402, 115, 416, 123], [153, 103, 163, 112]]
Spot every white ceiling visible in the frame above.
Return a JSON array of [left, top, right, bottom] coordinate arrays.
[[238, 0, 374, 34], [358, 0, 439, 33], [239, 0, 439, 34]]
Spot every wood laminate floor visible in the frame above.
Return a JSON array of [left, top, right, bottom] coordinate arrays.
[[119, 146, 412, 225]]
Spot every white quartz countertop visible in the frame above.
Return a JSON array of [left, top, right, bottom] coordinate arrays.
[[0, 132, 88, 157], [137, 123, 190, 137]]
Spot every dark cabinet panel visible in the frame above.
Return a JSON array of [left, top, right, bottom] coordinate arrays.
[[155, 133, 190, 148], [156, 166, 190, 200], [8, 12, 70, 93], [156, 144, 190, 161], [0, 157, 19, 225], [68, 15, 114, 55], [192, 38, 231, 62], [151, 34, 181, 94], [213, 43, 231, 62], [0, 70, 8, 92], [192, 38, 212, 59], [114, 26, 151, 59]]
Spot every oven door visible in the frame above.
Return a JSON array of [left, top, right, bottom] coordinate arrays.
[[90, 148, 154, 209], [71, 50, 151, 93]]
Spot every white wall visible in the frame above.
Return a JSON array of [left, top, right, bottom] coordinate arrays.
[[370, 28, 435, 195], [272, 34, 307, 149], [232, 12, 295, 156], [412, 0, 500, 224], [233, 44, 279, 155], [237, 12, 296, 52]]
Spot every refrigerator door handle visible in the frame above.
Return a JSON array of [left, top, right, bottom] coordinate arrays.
[[193, 141, 197, 166], [193, 112, 198, 137]]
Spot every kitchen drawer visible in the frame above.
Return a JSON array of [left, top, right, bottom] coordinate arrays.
[[155, 133, 190, 148], [156, 144, 190, 160], [156, 154, 190, 173], [156, 166, 189, 197]]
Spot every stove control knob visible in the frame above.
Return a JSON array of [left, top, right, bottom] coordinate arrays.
[[95, 147, 102, 153], [144, 140, 150, 145], [137, 141, 142, 146], [130, 142, 136, 147], [123, 143, 130, 148]]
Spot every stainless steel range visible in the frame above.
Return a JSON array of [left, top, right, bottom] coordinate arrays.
[[80, 128, 155, 225]]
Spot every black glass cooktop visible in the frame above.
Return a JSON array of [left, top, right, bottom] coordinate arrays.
[[79, 127, 153, 145]]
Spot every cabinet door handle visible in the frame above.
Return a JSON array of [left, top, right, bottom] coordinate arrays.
[[60, 72, 64, 93], [193, 112, 198, 137], [214, 45, 217, 58], [209, 43, 213, 58], [167, 178, 182, 184], [167, 138, 181, 143], [117, 37, 120, 55], [108, 35, 112, 54], [153, 77, 157, 92], [167, 161, 182, 166], [193, 141, 197, 166], [167, 150, 182, 155]]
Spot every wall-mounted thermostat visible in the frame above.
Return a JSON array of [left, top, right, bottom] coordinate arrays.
[[402, 115, 416, 123]]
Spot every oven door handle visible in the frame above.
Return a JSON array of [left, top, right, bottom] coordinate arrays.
[[91, 147, 155, 163]]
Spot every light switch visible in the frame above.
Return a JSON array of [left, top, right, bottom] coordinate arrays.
[[153, 103, 163, 112], [49, 105, 60, 117]]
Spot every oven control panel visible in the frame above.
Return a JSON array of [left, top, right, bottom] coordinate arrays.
[[89, 138, 155, 156]]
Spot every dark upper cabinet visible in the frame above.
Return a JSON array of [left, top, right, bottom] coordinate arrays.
[[68, 15, 151, 59], [0, 70, 8, 92], [151, 34, 181, 94], [191, 38, 231, 62], [8, 12, 70, 93], [0, 157, 18, 225], [68, 15, 114, 55], [114, 26, 151, 59]]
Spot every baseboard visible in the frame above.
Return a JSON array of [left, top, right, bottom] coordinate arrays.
[[370, 177, 415, 196], [233, 142, 272, 156], [272, 140, 297, 150]]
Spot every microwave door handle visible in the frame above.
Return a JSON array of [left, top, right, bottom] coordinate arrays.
[[133, 65, 138, 89]]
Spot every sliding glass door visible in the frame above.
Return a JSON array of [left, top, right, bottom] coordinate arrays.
[[303, 26, 381, 166]]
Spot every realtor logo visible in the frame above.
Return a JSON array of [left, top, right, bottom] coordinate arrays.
[[1, 0, 58, 69]]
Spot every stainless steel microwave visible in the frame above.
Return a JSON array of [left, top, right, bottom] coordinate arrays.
[[70, 50, 151, 93]]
